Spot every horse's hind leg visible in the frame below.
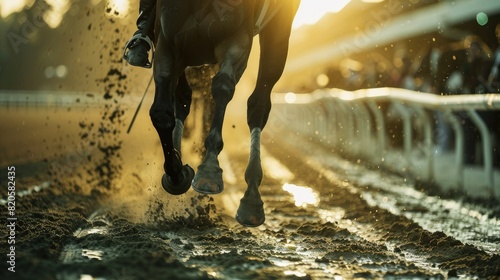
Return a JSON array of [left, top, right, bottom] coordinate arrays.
[[150, 39, 194, 195], [236, 6, 297, 227], [192, 33, 252, 195]]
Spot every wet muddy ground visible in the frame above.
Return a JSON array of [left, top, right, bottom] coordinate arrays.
[[2, 2, 499, 278], [1, 95, 500, 280]]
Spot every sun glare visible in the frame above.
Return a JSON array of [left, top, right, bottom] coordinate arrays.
[[44, 0, 70, 28], [293, 0, 351, 29], [2, 0, 347, 25], [0, 0, 70, 27], [106, 0, 130, 18], [282, 183, 320, 208], [0, 0, 129, 19], [0, 0, 32, 18]]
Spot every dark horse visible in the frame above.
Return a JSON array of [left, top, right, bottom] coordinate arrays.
[[149, 0, 300, 227]]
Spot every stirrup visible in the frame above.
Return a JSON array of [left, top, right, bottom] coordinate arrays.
[[123, 33, 155, 69]]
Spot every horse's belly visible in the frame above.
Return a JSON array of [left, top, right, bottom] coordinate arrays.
[[174, 19, 217, 66], [178, 38, 217, 66], [172, 6, 246, 66]]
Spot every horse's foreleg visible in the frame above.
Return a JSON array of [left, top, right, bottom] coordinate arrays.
[[191, 72, 235, 194], [150, 43, 193, 195], [235, 127, 265, 227], [236, 12, 295, 227], [151, 89, 194, 195], [192, 34, 251, 195]]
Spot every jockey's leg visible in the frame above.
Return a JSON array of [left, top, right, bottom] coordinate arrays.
[[123, 0, 155, 68]]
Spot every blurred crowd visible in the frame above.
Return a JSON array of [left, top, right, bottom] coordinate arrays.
[[326, 24, 500, 168]]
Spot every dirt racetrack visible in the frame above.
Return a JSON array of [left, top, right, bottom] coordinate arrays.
[[1, 1, 499, 279], [1, 78, 500, 280]]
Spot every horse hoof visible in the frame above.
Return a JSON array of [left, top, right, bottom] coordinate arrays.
[[235, 197, 265, 227], [161, 165, 194, 195], [192, 168, 224, 195], [192, 177, 224, 194]]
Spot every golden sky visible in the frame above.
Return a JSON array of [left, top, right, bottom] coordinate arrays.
[[0, 0, 350, 29]]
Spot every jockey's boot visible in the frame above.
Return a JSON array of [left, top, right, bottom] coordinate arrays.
[[123, 0, 155, 68]]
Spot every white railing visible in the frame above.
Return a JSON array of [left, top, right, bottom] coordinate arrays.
[[270, 88, 500, 200]]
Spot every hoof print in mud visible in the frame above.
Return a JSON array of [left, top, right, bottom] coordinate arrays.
[[161, 165, 194, 195]]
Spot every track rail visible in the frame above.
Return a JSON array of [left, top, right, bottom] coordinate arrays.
[[0, 90, 142, 107], [270, 88, 500, 200]]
